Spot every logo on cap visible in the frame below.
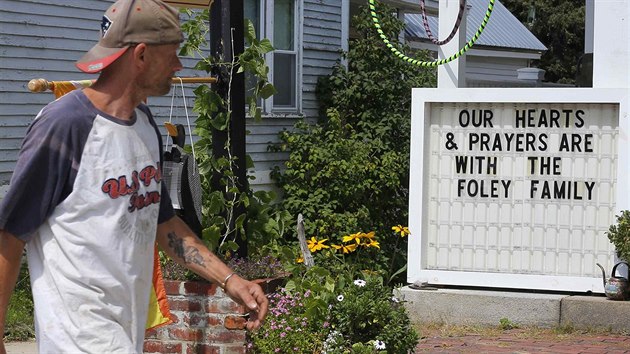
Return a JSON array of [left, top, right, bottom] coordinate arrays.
[[101, 15, 113, 38]]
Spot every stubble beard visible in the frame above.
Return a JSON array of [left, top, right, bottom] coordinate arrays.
[[144, 77, 172, 97], [157, 79, 172, 96]]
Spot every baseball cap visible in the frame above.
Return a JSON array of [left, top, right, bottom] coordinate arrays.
[[76, 0, 184, 73]]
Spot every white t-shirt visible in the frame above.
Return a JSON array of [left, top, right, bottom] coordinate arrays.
[[0, 90, 175, 353]]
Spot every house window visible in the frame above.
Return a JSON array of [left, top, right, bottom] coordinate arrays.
[[244, 0, 300, 113]]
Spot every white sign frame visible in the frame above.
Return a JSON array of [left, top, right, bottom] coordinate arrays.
[[408, 88, 629, 293]]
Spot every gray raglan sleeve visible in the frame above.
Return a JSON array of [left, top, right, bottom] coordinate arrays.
[[0, 107, 86, 242]]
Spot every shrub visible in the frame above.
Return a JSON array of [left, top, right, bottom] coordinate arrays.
[[301, 226, 410, 284], [271, 3, 435, 284], [326, 278, 419, 354], [606, 210, 630, 262], [247, 289, 326, 353], [248, 276, 419, 354]]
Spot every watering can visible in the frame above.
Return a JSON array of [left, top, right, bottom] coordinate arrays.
[[596, 262, 629, 300]]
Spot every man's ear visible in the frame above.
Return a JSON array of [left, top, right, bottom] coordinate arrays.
[[131, 43, 148, 68]]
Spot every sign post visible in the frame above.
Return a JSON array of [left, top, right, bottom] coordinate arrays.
[[409, 88, 628, 292]]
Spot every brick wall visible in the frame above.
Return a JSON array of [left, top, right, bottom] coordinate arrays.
[[144, 280, 249, 354]]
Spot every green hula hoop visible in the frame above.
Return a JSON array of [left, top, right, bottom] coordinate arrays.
[[368, 0, 495, 67]]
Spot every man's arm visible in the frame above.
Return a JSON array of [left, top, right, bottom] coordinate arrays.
[[0, 231, 26, 354], [156, 216, 268, 330]]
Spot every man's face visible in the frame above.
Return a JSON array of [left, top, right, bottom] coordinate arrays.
[[139, 43, 182, 97]]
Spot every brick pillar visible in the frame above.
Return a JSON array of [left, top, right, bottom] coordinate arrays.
[[144, 280, 248, 354]]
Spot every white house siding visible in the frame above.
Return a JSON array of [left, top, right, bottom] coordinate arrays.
[[251, 0, 344, 191], [0, 0, 205, 185], [302, 0, 343, 120], [0, 0, 347, 193], [0, 0, 108, 183], [465, 55, 530, 83]]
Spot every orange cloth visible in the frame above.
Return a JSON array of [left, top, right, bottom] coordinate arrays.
[[146, 246, 173, 330], [51, 80, 94, 98]]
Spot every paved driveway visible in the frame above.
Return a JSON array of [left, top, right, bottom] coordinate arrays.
[[5, 341, 37, 354]]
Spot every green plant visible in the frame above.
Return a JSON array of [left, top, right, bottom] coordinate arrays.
[[606, 210, 630, 262], [3, 261, 34, 341], [498, 318, 518, 330], [160, 249, 287, 282], [501, 0, 585, 84], [271, 3, 435, 284], [247, 288, 326, 353], [177, 9, 286, 260], [248, 275, 419, 354], [226, 254, 285, 280], [299, 227, 409, 284], [553, 323, 576, 335], [326, 277, 419, 353]]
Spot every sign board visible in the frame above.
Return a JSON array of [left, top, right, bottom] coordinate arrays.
[[163, 0, 212, 8], [408, 88, 629, 293]]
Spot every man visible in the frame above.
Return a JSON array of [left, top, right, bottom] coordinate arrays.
[[0, 0, 268, 353]]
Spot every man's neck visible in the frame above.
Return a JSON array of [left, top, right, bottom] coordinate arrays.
[[83, 84, 145, 121]]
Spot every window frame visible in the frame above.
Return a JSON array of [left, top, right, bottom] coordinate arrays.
[[257, 0, 302, 114]]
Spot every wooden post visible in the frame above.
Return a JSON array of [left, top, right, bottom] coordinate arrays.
[[296, 214, 314, 269], [210, 0, 248, 257]]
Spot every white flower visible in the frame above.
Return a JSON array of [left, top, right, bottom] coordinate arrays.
[[337, 295, 344, 302], [374, 340, 386, 350], [322, 330, 342, 353], [391, 296, 400, 303], [354, 279, 366, 287]]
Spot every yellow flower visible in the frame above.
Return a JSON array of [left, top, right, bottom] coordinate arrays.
[[332, 243, 358, 254], [392, 225, 410, 237], [361, 231, 376, 240], [296, 256, 304, 263], [365, 239, 380, 249], [307, 236, 330, 252], [342, 232, 362, 244]]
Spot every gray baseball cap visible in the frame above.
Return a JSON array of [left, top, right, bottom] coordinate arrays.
[[76, 0, 184, 73]]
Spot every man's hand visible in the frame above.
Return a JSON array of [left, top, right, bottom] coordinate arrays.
[[223, 275, 268, 330]]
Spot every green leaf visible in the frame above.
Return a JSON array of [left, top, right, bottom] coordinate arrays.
[[253, 190, 274, 204], [235, 214, 247, 235], [244, 18, 257, 44], [258, 38, 274, 53], [284, 279, 296, 292], [211, 112, 229, 131], [388, 264, 407, 284], [202, 225, 222, 250], [220, 240, 239, 253], [259, 83, 276, 99], [207, 191, 225, 214]]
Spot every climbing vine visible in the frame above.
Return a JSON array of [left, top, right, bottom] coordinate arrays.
[[179, 8, 290, 257]]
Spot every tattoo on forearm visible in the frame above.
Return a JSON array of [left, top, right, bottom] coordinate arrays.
[[167, 232, 205, 267]]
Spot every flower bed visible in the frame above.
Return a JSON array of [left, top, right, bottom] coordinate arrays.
[[248, 277, 419, 353]]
